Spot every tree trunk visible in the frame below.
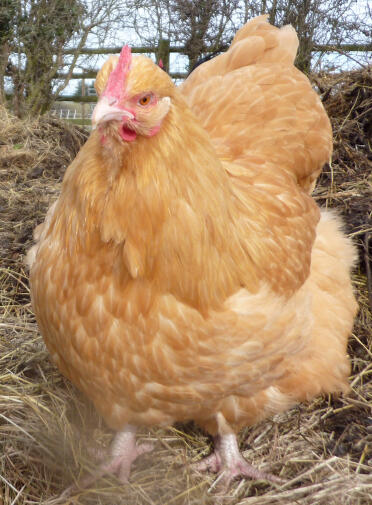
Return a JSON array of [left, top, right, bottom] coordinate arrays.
[[0, 42, 10, 106]]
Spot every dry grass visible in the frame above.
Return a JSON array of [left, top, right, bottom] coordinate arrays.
[[0, 68, 371, 505], [313, 67, 372, 286]]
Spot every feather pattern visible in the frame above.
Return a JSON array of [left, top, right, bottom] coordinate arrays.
[[29, 16, 357, 439]]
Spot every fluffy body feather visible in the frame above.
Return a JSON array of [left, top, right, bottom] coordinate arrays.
[[29, 16, 357, 469]]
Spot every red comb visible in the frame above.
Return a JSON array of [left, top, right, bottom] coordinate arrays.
[[102, 45, 132, 101], [158, 59, 164, 69]]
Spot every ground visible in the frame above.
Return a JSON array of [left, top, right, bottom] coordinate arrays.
[[0, 68, 371, 505]]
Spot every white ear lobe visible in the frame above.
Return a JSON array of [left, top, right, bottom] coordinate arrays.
[[155, 96, 171, 121], [160, 96, 171, 114]]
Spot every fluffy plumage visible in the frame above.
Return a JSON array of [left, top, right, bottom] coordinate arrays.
[[28, 16, 357, 486]]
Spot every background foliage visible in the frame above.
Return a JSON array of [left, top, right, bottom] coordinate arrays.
[[0, 0, 370, 117]]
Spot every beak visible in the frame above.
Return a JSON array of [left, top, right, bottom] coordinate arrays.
[[91, 97, 134, 128]]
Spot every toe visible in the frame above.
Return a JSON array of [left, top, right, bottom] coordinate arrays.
[[136, 442, 155, 456], [237, 460, 284, 484], [193, 451, 222, 473], [116, 442, 154, 483]]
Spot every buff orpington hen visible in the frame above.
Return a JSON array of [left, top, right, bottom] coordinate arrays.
[[28, 15, 357, 491]]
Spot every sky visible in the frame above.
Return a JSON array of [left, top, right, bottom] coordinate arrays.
[[57, 1, 371, 97]]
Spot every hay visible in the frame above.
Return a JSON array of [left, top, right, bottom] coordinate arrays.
[[312, 67, 372, 297], [0, 69, 371, 505]]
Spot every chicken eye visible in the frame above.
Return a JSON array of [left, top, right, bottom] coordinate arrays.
[[138, 94, 152, 106]]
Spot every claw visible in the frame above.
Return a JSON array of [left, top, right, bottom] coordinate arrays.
[[193, 427, 284, 494], [61, 425, 154, 497]]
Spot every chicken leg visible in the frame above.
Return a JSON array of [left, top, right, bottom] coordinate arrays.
[[62, 424, 153, 496], [194, 432, 282, 489], [194, 414, 283, 491]]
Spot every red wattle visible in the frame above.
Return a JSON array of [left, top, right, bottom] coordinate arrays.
[[148, 125, 161, 137]]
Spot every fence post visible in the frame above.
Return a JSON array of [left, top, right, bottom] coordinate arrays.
[[157, 39, 170, 73]]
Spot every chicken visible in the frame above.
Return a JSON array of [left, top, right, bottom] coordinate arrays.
[[28, 15, 357, 491]]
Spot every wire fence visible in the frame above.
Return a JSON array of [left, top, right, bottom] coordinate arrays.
[[54, 39, 371, 128]]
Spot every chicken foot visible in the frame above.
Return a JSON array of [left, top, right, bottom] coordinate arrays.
[[61, 424, 153, 496], [193, 414, 283, 492], [194, 432, 282, 490]]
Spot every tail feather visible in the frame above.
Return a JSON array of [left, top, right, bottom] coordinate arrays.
[[180, 16, 331, 195]]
